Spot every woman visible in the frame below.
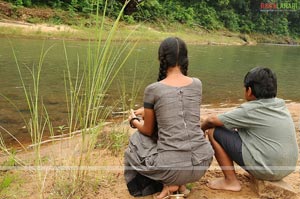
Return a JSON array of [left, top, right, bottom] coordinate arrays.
[[124, 37, 213, 199]]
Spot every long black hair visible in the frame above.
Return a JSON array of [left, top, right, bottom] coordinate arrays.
[[157, 37, 189, 81]]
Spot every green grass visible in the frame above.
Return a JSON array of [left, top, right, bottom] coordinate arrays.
[[0, 174, 14, 191], [0, 20, 249, 45], [0, 172, 26, 198]]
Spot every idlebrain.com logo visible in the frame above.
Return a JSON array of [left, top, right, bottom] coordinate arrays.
[[260, 1, 298, 11]]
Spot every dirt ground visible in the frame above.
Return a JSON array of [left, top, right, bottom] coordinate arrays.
[[0, 19, 77, 33], [0, 103, 299, 199]]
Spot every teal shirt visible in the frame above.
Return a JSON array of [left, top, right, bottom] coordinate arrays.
[[218, 98, 298, 180]]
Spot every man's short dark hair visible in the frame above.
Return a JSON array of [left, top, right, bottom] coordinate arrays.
[[244, 67, 277, 99]]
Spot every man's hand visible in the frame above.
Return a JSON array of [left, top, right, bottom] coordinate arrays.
[[201, 115, 224, 131]]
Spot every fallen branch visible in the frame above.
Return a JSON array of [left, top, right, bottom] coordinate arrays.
[[28, 122, 112, 148]]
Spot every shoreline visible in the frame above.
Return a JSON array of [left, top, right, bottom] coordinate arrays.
[[0, 19, 254, 45], [3, 101, 299, 151], [0, 102, 299, 199], [2, 19, 300, 46]]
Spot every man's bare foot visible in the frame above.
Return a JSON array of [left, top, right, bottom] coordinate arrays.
[[244, 172, 254, 180], [156, 185, 179, 199], [207, 177, 241, 192]]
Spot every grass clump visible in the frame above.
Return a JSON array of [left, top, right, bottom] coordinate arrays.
[[0, 174, 14, 191], [96, 125, 130, 156]]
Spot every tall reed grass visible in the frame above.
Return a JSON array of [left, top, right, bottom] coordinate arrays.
[[1, 0, 139, 197], [8, 41, 55, 198], [57, 0, 138, 197]]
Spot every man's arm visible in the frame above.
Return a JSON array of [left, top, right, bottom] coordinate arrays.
[[201, 115, 224, 132]]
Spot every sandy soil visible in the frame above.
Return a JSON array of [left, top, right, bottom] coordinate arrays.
[[0, 19, 77, 33], [0, 103, 299, 199]]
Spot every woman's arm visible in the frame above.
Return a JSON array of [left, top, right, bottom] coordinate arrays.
[[129, 108, 155, 136]]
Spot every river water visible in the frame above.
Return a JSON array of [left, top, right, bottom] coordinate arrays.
[[1, 38, 300, 145]]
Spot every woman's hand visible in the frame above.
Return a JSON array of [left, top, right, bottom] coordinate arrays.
[[128, 109, 137, 122], [128, 109, 141, 129], [134, 107, 144, 119], [128, 107, 155, 137]]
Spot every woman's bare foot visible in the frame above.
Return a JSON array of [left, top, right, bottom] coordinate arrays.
[[156, 185, 179, 199], [206, 177, 241, 192], [178, 185, 190, 196], [178, 185, 186, 192]]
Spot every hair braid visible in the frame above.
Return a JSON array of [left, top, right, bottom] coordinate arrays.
[[177, 37, 188, 76], [157, 57, 168, 81], [180, 62, 188, 76]]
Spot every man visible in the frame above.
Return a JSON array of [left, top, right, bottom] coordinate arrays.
[[202, 67, 298, 191]]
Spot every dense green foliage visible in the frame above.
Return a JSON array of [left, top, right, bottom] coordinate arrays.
[[4, 0, 300, 36]]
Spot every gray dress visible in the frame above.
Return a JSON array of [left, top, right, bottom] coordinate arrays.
[[124, 78, 213, 195]]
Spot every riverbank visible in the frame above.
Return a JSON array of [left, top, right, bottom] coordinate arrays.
[[0, 103, 299, 198], [0, 18, 253, 45], [0, 0, 241, 45], [1, 0, 299, 45]]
